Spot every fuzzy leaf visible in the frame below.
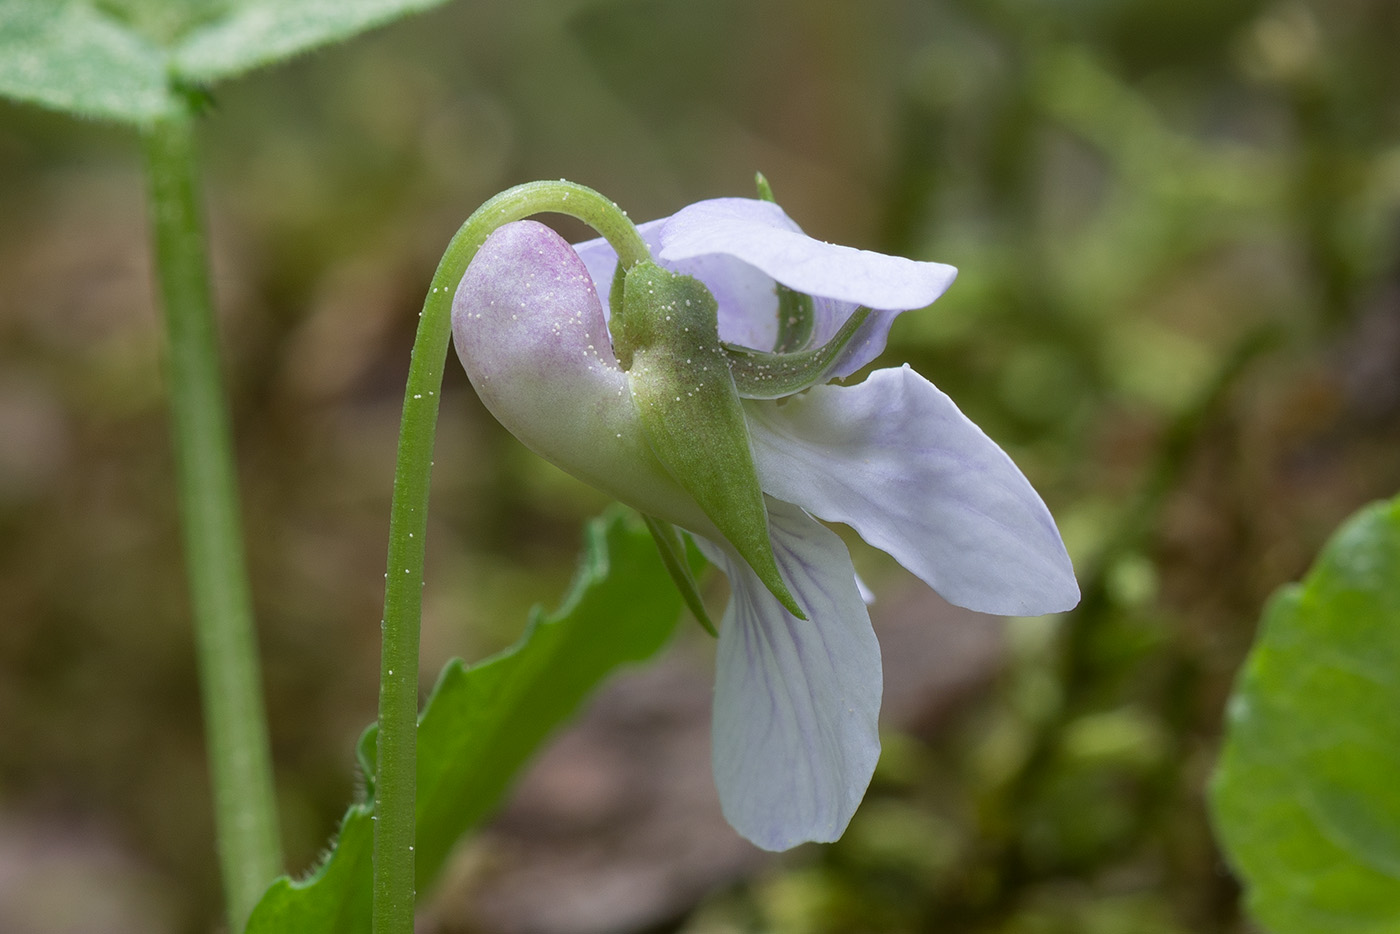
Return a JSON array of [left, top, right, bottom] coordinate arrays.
[[1211, 493, 1400, 934], [0, 0, 173, 123], [243, 508, 683, 933], [171, 0, 453, 84], [0, 0, 454, 125], [242, 806, 374, 934]]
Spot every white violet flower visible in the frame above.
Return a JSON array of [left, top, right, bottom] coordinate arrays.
[[451, 193, 1079, 851]]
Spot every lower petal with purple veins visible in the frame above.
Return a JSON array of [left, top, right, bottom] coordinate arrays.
[[696, 498, 882, 851]]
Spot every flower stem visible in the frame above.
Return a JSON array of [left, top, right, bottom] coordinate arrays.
[[142, 111, 282, 933], [373, 181, 648, 934]]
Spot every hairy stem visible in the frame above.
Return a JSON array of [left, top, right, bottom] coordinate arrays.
[[373, 181, 649, 934], [142, 111, 282, 932]]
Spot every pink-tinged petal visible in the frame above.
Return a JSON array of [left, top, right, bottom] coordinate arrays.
[[746, 366, 1080, 617], [658, 198, 958, 313], [695, 498, 882, 851], [451, 220, 716, 535]]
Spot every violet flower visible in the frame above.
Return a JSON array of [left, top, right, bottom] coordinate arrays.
[[451, 195, 1079, 851]]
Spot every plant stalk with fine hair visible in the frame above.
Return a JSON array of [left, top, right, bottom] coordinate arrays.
[[142, 109, 283, 932], [372, 181, 651, 934]]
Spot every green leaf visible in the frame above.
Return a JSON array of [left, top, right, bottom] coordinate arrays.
[[409, 507, 685, 886], [171, 0, 453, 84], [243, 508, 684, 933], [0, 0, 454, 124], [243, 807, 374, 934], [616, 260, 802, 618], [1211, 493, 1400, 934], [0, 0, 174, 123]]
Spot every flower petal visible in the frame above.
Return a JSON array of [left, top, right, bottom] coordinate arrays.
[[572, 201, 941, 375], [658, 198, 958, 314], [745, 366, 1080, 617], [451, 220, 715, 535], [823, 305, 901, 379], [695, 498, 882, 851]]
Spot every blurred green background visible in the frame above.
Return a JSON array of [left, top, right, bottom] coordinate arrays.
[[2, 0, 1399, 931]]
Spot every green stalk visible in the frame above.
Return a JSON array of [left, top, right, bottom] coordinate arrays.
[[142, 111, 282, 932], [373, 181, 649, 934]]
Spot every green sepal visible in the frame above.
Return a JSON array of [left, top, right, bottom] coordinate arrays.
[[725, 307, 872, 399], [642, 514, 717, 637], [616, 261, 804, 619], [753, 173, 815, 352], [773, 285, 815, 353]]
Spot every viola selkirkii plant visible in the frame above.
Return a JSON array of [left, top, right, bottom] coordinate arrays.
[[451, 178, 1080, 850], [0, 0, 1079, 923]]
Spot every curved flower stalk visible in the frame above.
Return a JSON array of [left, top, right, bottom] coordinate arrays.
[[451, 192, 1079, 851]]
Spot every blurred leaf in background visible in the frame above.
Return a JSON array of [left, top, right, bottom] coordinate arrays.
[[1213, 493, 1400, 934]]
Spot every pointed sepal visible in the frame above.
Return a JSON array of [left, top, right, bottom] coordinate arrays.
[[615, 261, 804, 618], [642, 514, 717, 636], [725, 307, 872, 399], [754, 173, 816, 353]]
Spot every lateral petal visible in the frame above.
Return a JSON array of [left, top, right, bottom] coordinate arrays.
[[745, 366, 1080, 617], [696, 498, 882, 851]]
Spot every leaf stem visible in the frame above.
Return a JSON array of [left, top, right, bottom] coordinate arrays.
[[141, 111, 282, 932], [373, 181, 649, 934]]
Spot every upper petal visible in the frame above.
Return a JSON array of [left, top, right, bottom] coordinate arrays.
[[451, 220, 715, 535], [745, 366, 1080, 617], [658, 198, 958, 313], [573, 200, 953, 372], [696, 498, 882, 851]]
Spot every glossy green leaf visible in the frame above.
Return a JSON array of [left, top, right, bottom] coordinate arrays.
[[171, 0, 453, 84], [0, 0, 173, 123], [1211, 493, 1400, 934], [243, 508, 684, 933]]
